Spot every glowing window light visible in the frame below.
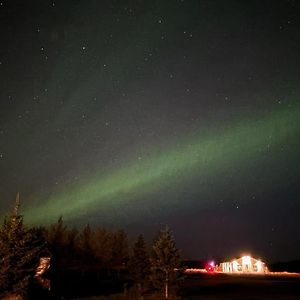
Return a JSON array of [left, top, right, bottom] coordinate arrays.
[[255, 260, 262, 272], [242, 256, 251, 265], [232, 260, 239, 272], [241, 256, 252, 272]]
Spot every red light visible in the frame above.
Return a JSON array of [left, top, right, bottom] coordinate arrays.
[[205, 261, 215, 273]]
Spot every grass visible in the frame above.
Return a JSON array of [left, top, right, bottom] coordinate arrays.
[[73, 293, 181, 300]]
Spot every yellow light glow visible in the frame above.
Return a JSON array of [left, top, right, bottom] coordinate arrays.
[[232, 260, 239, 272], [255, 260, 262, 272], [221, 256, 266, 274], [242, 256, 251, 265]]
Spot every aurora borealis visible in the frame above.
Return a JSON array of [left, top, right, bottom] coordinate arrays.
[[23, 105, 299, 225], [0, 0, 299, 261]]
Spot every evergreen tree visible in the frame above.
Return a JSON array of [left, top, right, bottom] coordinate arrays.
[[0, 194, 45, 299], [46, 216, 68, 268], [94, 228, 114, 266], [150, 227, 181, 299], [79, 224, 95, 263], [47, 216, 66, 248], [129, 234, 150, 297], [111, 230, 129, 267], [66, 227, 80, 262]]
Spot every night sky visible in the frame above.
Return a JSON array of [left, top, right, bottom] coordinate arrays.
[[0, 0, 299, 262]]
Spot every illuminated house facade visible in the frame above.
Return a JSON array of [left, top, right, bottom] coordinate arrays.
[[218, 256, 267, 274]]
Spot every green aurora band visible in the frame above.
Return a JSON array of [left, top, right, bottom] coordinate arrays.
[[24, 105, 299, 224]]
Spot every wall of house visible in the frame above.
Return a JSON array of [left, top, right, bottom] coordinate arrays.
[[218, 256, 267, 274]]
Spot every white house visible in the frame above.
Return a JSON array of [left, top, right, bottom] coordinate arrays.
[[218, 255, 268, 274]]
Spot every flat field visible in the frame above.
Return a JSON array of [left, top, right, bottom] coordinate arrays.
[[181, 272, 300, 299]]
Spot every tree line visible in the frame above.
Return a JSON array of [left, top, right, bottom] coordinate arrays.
[[0, 197, 183, 299]]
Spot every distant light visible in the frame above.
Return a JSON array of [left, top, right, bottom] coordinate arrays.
[[255, 260, 262, 272], [205, 261, 215, 273], [242, 256, 251, 265], [232, 260, 239, 272]]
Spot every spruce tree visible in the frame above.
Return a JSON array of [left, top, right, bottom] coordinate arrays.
[[80, 224, 95, 263], [129, 234, 150, 297], [46, 216, 68, 268], [0, 194, 45, 298], [111, 230, 129, 267], [150, 227, 181, 299]]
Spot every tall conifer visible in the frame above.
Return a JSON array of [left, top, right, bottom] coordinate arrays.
[[0, 194, 44, 298], [151, 227, 181, 299], [129, 234, 150, 297]]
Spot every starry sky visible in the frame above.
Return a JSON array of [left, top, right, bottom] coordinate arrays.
[[0, 0, 299, 262]]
